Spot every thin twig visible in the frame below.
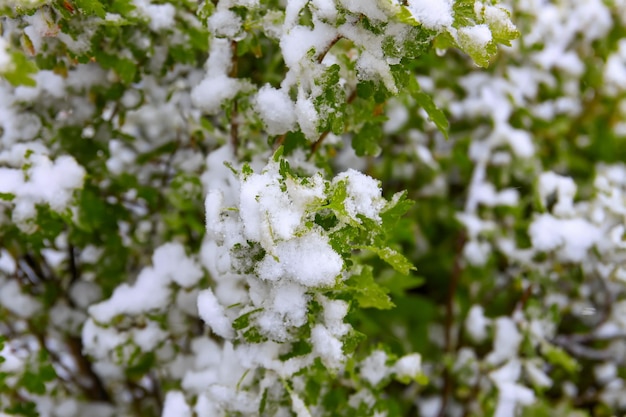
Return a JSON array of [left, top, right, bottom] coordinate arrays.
[[17, 251, 112, 403], [552, 336, 614, 361], [273, 134, 286, 151], [513, 283, 534, 315], [437, 231, 467, 417], [67, 336, 112, 401], [316, 35, 342, 64]]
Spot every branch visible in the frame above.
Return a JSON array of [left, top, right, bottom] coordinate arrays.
[[316, 35, 342, 64], [67, 336, 112, 402], [437, 231, 467, 417], [552, 336, 615, 361]]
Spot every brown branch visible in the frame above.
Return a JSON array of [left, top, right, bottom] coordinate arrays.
[[20, 251, 112, 402], [67, 336, 112, 402], [309, 130, 331, 159], [437, 231, 467, 417], [273, 134, 286, 151], [513, 283, 534, 315], [316, 35, 342, 64]]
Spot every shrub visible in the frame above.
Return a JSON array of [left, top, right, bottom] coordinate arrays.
[[1, 0, 625, 416]]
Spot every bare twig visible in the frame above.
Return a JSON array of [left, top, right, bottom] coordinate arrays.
[[67, 336, 112, 402], [316, 35, 342, 64], [437, 231, 467, 417], [552, 336, 614, 361]]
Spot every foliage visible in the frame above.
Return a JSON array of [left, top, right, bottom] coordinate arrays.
[[1, 0, 626, 417]]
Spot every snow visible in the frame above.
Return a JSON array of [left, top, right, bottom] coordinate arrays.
[[484, 6, 517, 34], [339, 0, 387, 22], [538, 172, 576, 215], [192, 75, 241, 114], [0, 249, 16, 274], [208, 9, 242, 38], [0, 279, 42, 318], [311, 0, 338, 21], [256, 232, 343, 287], [89, 243, 202, 322], [463, 239, 491, 266], [290, 392, 312, 417], [311, 324, 344, 370], [0, 37, 13, 72], [321, 298, 350, 336], [15, 70, 65, 100], [393, 353, 421, 380], [0, 153, 85, 228], [238, 162, 326, 249], [524, 361, 552, 388], [356, 50, 397, 94], [334, 169, 385, 223], [192, 39, 242, 114], [295, 91, 319, 140], [360, 350, 389, 386], [490, 360, 535, 417], [197, 289, 235, 339], [605, 40, 626, 92], [384, 100, 409, 133], [458, 25, 493, 49], [406, 0, 453, 30], [133, 321, 168, 351], [254, 85, 297, 135], [271, 283, 309, 324], [133, 0, 176, 31], [465, 305, 490, 342], [529, 214, 601, 262], [279, 23, 337, 69], [162, 391, 192, 417], [486, 317, 521, 365], [595, 362, 617, 385]]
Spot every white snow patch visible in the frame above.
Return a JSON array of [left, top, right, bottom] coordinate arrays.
[[406, 0, 453, 30], [255, 85, 297, 135]]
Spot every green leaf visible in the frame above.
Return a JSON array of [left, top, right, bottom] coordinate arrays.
[[114, 58, 137, 84], [380, 191, 413, 226], [484, 6, 520, 47], [21, 371, 46, 395], [2, 52, 38, 87], [452, 0, 477, 27], [395, 6, 419, 26], [414, 91, 449, 139], [324, 179, 351, 221], [243, 326, 266, 343], [5, 401, 38, 417], [344, 266, 394, 310], [541, 343, 579, 374], [272, 145, 284, 162], [233, 308, 262, 330], [379, 273, 424, 296], [360, 246, 416, 275], [352, 122, 382, 157], [74, 0, 106, 17], [197, 0, 215, 21], [342, 329, 366, 354], [0, 192, 16, 201], [126, 351, 156, 380]]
